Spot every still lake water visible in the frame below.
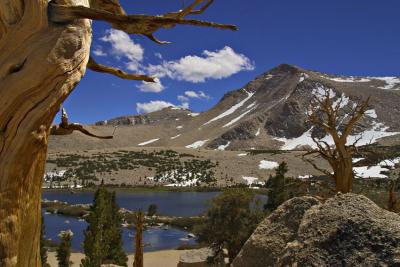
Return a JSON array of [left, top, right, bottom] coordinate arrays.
[[42, 191, 220, 252], [43, 191, 220, 216]]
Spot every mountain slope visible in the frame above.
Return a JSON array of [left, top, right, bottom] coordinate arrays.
[[48, 64, 400, 152]]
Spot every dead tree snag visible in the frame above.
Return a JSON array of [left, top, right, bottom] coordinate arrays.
[[0, 1, 235, 265], [303, 85, 370, 193]]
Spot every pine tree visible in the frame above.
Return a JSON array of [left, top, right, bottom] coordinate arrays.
[[81, 188, 127, 267], [106, 192, 127, 266], [56, 230, 73, 267], [265, 162, 288, 212], [195, 189, 263, 263], [147, 204, 158, 217]]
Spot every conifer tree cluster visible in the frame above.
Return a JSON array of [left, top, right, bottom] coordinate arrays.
[[264, 162, 288, 212], [56, 230, 73, 267], [195, 189, 263, 263], [81, 187, 127, 267]]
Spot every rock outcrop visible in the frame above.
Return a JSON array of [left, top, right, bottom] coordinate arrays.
[[232, 193, 400, 267], [177, 248, 213, 267]]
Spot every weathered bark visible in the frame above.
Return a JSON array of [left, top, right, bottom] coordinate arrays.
[[0, 1, 92, 266], [0, 1, 235, 265], [87, 57, 155, 82], [334, 159, 354, 193]]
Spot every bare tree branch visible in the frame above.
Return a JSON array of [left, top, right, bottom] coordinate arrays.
[[302, 154, 334, 178], [49, 3, 237, 45], [164, 0, 214, 18], [87, 57, 155, 82], [341, 97, 370, 140], [50, 108, 113, 139], [91, 0, 126, 15]]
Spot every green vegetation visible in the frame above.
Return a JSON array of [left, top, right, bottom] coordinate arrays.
[[246, 149, 290, 155], [195, 189, 264, 263], [56, 230, 72, 267], [153, 158, 217, 185], [81, 187, 127, 267], [147, 204, 158, 216], [42, 201, 89, 217], [168, 216, 205, 231], [46, 149, 218, 186], [264, 162, 288, 212]]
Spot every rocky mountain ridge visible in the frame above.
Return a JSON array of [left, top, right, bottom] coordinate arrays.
[[49, 64, 400, 153]]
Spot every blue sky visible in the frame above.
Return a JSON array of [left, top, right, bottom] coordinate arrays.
[[60, 0, 400, 124]]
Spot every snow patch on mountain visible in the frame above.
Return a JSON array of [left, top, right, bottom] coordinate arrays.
[[259, 160, 279, 170], [217, 141, 231, 151], [246, 101, 256, 109], [255, 128, 261, 136], [186, 140, 209, 149], [155, 171, 200, 187], [346, 123, 399, 146], [274, 128, 314, 150], [322, 75, 400, 90], [312, 85, 335, 101], [242, 176, 259, 185], [298, 175, 313, 179], [365, 109, 378, 119], [237, 153, 248, 157], [354, 157, 400, 178], [323, 76, 371, 83], [299, 73, 309, 82], [203, 90, 254, 125], [44, 170, 67, 180], [372, 77, 400, 90], [333, 93, 350, 109], [276, 85, 398, 150], [223, 105, 257, 128], [170, 134, 181, 140], [138, 138, 159, 146], [265, 74, 273, 80], [353, 158, 364, 163], [275, 123, 399, 150]]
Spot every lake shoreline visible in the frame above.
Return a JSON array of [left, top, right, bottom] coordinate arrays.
[[43, 185, 268, 194], [43, 185, 224, 193]]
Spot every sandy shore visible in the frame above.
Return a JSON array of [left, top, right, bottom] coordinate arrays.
[[47, 250, 183, 267]]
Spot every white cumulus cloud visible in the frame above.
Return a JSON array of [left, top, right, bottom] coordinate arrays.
[[177, 95, 190, 109], [178, 95, 189, 102], [92, 46, 107, 57], [184, 90, 210, 99], [137, 78, 164, 93], [146, 46, 254, 83], [100, 29, 144, 71], [136, 100, 175, 113], [154, 52, 163, 59]]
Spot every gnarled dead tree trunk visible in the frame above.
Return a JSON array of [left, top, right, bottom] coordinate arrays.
[[0, 1, 235, 266], [303, 85, 370, 193]]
